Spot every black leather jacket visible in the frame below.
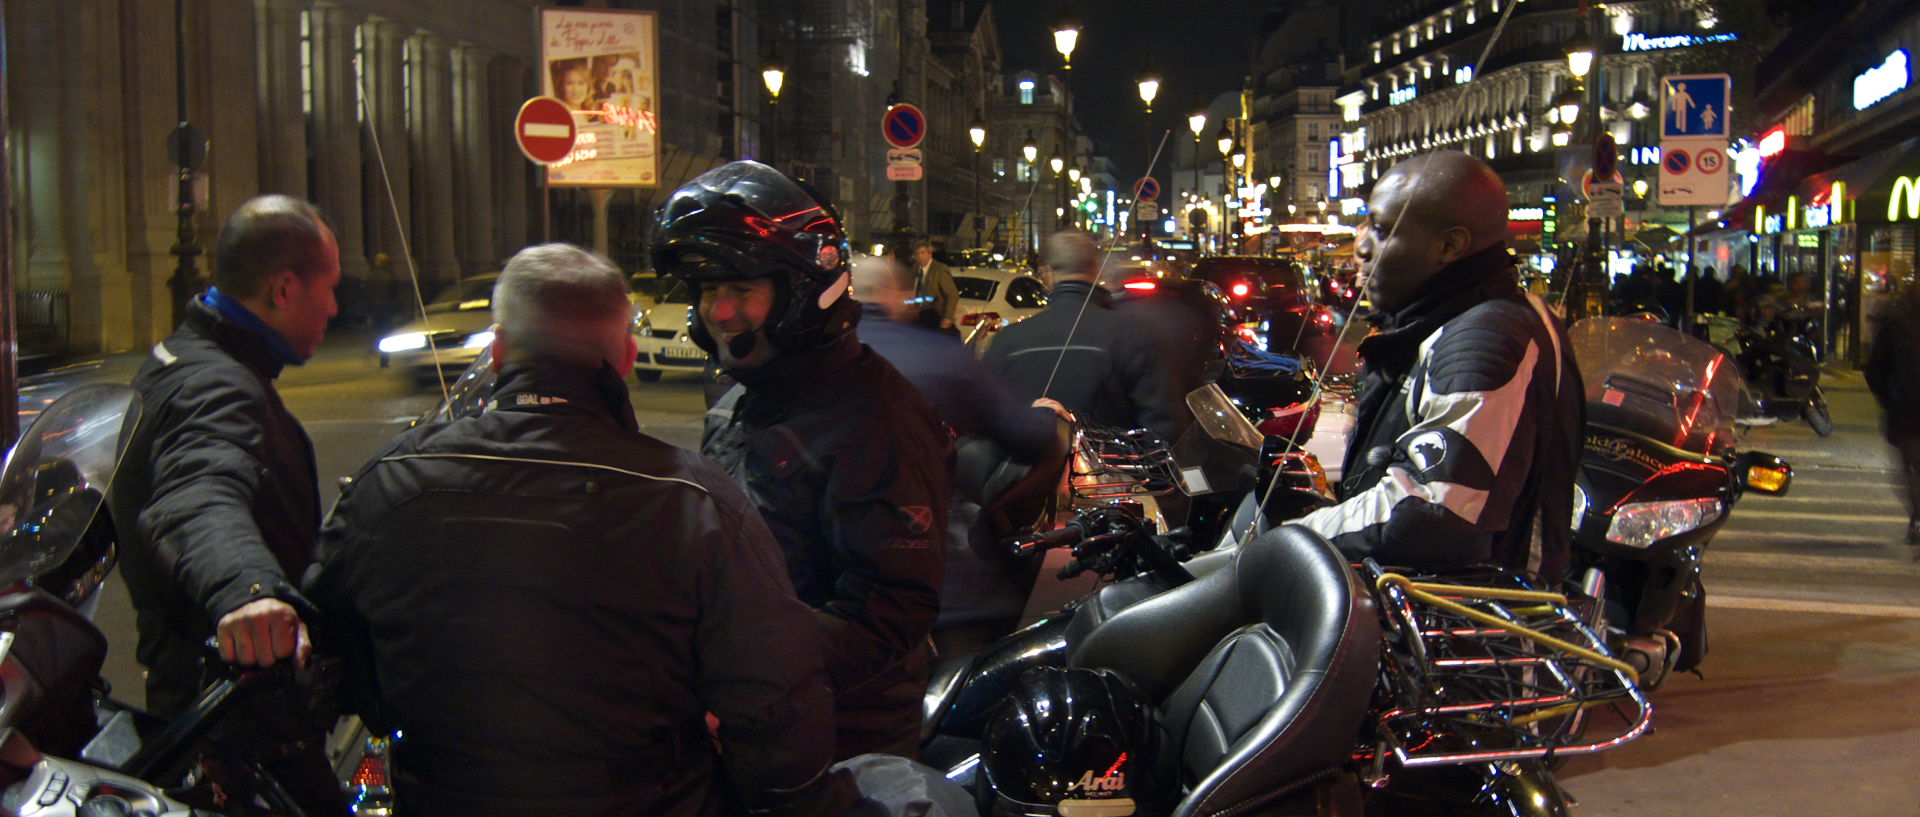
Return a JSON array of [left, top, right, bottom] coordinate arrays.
[[1295, 246, 1583, 581], [982, 280, 1183, 444], [308, 362, 851, 817], [109, 297, 320, 716], [703, 331, 952, 758]]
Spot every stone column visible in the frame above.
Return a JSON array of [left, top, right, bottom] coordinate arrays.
[[452, 43, 496, 272], [407, 31, 461, 286], [490, 55, 531, 257], [360, 17, 412, 279], [308, 3, 369, 285], [254, 0, 307, 198]]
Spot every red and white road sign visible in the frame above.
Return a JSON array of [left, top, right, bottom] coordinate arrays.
[[515, 97, 577, 165]]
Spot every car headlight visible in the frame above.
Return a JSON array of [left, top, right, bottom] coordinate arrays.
[[1571, 485, 1589, 532], [462, 330, 495, 349], [379, 332, 428, 353], [1605, 497, 1722, 548], [633, 312, 652, 335]]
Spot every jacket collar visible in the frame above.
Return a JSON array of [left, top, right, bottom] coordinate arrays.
[[183, 297, 289, 379], [489, 359, 641, 433], [728, 329, 863, 392], [1047, 279, 1110, 307], [1359, 243, 1519, 377]]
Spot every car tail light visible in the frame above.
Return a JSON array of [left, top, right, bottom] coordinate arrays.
[[961, 311, 1002, 327], [1314, 307, 1335, 328], [1122, 280, 1157, 291], [1231, 282, 1250, 298]]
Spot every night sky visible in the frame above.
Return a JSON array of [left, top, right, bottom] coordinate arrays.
[[992, 2, 1272, 190]]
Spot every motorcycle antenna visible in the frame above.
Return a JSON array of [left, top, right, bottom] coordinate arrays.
[[356, 60, 457, 411], [1232, 0, 1523, 550]]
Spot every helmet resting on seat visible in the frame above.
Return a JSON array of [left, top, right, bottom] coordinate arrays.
[[977, 667, 1177, 817]]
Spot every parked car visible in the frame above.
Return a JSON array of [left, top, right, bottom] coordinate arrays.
[[951, 267, 1049, 349], [377, 274, 499, 378], [1190, 256, 1340, 368], [630, 278, 707, 382]]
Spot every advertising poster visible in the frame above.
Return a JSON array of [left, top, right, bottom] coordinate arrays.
[[539, 8, 660, 187]]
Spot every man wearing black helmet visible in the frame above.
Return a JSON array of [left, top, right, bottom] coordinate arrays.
[[657, 161, 952, 759]]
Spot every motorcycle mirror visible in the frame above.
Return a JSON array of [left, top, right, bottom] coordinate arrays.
[[1737, 451, 1792, 495]]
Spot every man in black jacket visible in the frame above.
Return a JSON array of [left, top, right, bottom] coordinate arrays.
[[984, 230, 1183, 443], [1286, 152, 1582, 581], [110, 194, 339, 718], [1866, 283, 1920, 545], [658, 161, 951, 760], [307, 244, 856, 816]]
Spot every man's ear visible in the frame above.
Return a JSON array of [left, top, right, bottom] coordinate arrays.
[[615, 333, 637, 378], [1437, 226, 1475, 265], [488, 325, 508, 372], [268, 270, 300, 313]]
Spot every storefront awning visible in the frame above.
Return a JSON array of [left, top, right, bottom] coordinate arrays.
[[1697, 148, 1843, 235]]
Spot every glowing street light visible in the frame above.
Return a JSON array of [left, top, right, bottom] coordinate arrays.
[[1049, 154, 1065, 175], [761, 48, 786, 99], [1136, 56, 1161, 113], [1022, 132, 1038, 164], [1554, 89, 1583, 126], [1564, 29, 1594, 78], [1051, 4, 1082, 69], [968, 117, 987, 149], [1187, 105, 1207, 137], [1068, 166, 1082, 184], [1216, 125, 1233, 158]]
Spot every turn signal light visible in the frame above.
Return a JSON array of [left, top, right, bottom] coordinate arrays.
[[1746, 467, 1789, 493]]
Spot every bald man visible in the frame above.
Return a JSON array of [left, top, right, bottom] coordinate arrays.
[[1282, 151, 1583, 581]]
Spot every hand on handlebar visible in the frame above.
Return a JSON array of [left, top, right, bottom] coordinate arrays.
[[216, 598, 312, 669], [1033, 398, 1074, 422]]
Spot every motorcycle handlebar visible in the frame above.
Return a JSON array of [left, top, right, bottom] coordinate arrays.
[[1010, 520, 1088, 557]]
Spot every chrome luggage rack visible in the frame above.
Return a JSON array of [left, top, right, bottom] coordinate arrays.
[[1358, 561, 1653, 772], [1069, 424, 1178, 498]]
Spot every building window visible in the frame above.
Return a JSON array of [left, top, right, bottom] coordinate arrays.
[[1308, 123, 1319, 141], [1019, 78, 1035, 105], [299, 10, 313, 116], [1467, 6, 1477, 24], [1017, 160, 1032, 181], [1373, 45, 1382, 63], [1445, 14, 1454, 33], [994, 158, 1007, 177], [1309, 183, 1321, 199], [1308, 153, 1319, 172]]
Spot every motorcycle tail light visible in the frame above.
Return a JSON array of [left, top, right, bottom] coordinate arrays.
[[352, 736, 391, 789], [1605, 497, 1722, 548]]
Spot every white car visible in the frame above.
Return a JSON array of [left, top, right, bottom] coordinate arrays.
[[630, 278, 709, 382], [377, 274, 499, 377], [951, 267, 1049, 349]]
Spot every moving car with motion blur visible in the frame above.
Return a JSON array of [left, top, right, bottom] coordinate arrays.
[[1190, 256, 1340, 368], [377, 274, 499, 380], [630, 277, 707, 382], [952, 267, 1049, 350]]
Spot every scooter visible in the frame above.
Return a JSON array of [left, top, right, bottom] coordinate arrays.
[[1717, 316, 1833, 436], [1569, 317, 1793, 689], [926, 386, 1651, 816]]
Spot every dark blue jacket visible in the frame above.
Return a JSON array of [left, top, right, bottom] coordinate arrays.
[[858, 303, 1059, 463]]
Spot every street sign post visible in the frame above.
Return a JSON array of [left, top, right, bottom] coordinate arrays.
[[886, 147, 924, 181], [1583, 170, 1625, 219], [882, 103, 927, 150], [1132, 176, 1161, 202], [1659, 73, 1732, 207], [515, 96, 577, 164]]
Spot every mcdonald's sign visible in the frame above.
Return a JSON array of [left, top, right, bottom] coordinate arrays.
[[1892, 175, 1920, 222]]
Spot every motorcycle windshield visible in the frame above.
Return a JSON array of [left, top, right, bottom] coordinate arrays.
[[1569, 317, 1744, 453], [0, 383, 140, 589], [416, 348, 498, 425]]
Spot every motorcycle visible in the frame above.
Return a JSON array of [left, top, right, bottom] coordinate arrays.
[[0, 384, 369, 817], [1569, 317, 1793, 689], [1707, 315, 1832, 436], [927, 386, 1650, 816]]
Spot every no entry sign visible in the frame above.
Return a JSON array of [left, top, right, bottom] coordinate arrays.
[[515, 97, 577, 165], [882, 104, 927, 150]]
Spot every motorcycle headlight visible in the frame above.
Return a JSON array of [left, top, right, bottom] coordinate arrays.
[[1571, 485, 1589, 532], [378, 332, 428, 353], [1605, 498, 1722, 548]]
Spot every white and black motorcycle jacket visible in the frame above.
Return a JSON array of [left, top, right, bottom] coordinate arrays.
[[1296, 245, 1583, 582]]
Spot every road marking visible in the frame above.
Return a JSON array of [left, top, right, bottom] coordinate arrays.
[[1716, 530, 1897, 546], [1731, 510, 1912, 523], [1707, 594, 1920, 618], [1709, 550, 1920, 575]]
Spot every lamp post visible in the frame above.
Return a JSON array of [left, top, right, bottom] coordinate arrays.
[[1216, 125, 1233, 254], [1228, 140, 1246, 253], [1051, 4, 1081, 72], [1564, 10, 1607, 319], [1188, 101, 1206, 242], [1050, 154, 1066, 234], [1068, 165, 1083, 229], [970, 116, 987, 249], [1136, 56, 1161, 244], [1023, 132, 1039, 260], [761, 48, 785, 166]]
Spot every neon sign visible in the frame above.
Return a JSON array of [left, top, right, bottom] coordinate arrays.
[[1854, 50, 1910, 111], [1892, 176, 1920, 222], [1757, 126, 1787, 158], [1620, 32, 1739, 52], [1508, 207, 1545, 220]]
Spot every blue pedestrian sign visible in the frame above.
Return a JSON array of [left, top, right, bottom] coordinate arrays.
[[1661, 73, 1731, 139]]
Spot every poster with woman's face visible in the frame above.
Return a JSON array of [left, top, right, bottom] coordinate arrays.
[[541, 9, 659, 187]]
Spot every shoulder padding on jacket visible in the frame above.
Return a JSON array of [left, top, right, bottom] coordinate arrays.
[[1424, 299, 1538, 396]]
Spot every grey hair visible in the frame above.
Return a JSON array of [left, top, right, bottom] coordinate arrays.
[[492, 244, 633, 368], [1042, 230, 1098, 281], [850, 254, 915, 302]]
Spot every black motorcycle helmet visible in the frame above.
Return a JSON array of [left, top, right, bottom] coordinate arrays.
[[977, 667, 1177, 817], [652, 160, 859, 357]]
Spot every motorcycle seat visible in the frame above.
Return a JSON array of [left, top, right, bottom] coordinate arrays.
[[1067, 525, 1381, 816]]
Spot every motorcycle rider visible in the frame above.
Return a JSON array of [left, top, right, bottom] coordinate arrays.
[[658, 161, 951, 760], [307, 244, 857, 816], [110, 194, 339, 718], [984, 229, 1184, 444], [1288, 151, 1583, 581]]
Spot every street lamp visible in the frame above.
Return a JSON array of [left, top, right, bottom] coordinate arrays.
[[1049, 154, 1065, 176], [762, 48, 785, 164], [1216, 125, 1233, 159], [1051, 4, 1081, 70], [970, 115, 987, 249], [1188, 102, 1208, 231], [1564, 29, 1595, 79], [1050, 155, 1066, 234], [1022, 133, 1038, 165], [1136, 56, 1161, 113], [1068, 166, 1081, 185], [1553, 89, 1583, 127]]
